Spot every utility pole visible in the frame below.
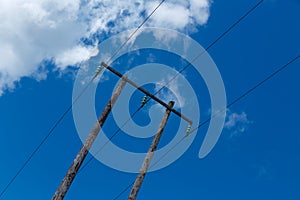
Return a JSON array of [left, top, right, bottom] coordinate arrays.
[[128, 101, 175, 200], [52, 78, 127, 200]]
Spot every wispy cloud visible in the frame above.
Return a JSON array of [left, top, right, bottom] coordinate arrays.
[[155, 75, 185, 109], [224, 110, 252, 137], [0, 0, 212, 95]]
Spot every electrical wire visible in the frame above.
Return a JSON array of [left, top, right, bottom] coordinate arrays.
[[111, 54, 300, 199], [78, 106, 143, 173], [78, 0, 265, 175], [154, 0, 265, 95], [80, 0, 167, 173], [0, 78, 93, 199], [0, 1, 166, 198], [106, 0, 166, 64]]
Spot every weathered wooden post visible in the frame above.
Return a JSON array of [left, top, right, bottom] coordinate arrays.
[[128, 101, 175, 200], [52, 78, 127, 200]]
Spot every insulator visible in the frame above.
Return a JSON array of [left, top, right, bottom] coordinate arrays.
[[95, 66, 104, 75], [141, 95, 148, 106], [185, 125, 192, 136]]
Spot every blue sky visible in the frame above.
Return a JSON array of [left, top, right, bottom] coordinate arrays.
[[0, 0, 300, 199]]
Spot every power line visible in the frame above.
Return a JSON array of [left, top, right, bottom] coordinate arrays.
[[113, 182, 135, 200], [79, 0, 265, 175], [107, 0, 166, 64], [78, 107, 142, 173], [155, 0, 265, 95], [0, 78, 93, 199], [53, 79, 127, 200], [0, 1, 166, 198], [111, 54, 300, 200], [80, 0, 168, 173], [152, 54, 300, 169]]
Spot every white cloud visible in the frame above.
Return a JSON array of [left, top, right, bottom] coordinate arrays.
[[0, 0, 212, 95], [145, 2, 190, 30], [55, 45, 99, 70], [224, 110, 251, 136], [0, 0, 86, 94], [146, 0, 210, 30]]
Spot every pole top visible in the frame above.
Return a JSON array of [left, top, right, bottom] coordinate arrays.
[[168, 101, 175, 108]]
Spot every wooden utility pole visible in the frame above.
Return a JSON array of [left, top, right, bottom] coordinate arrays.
[[52, 79, 127, 200], [128, 101, 175, 200]]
